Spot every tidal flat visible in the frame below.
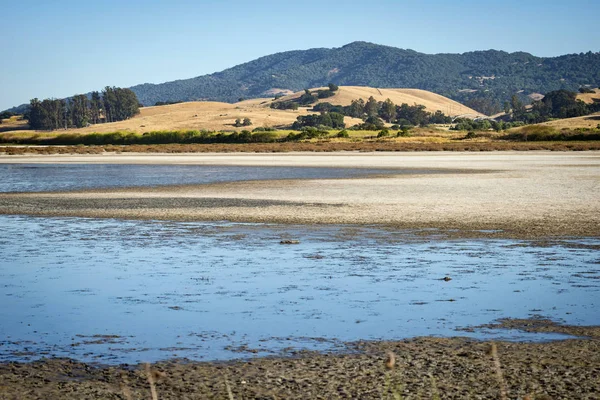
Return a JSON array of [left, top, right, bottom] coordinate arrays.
[[0, 152, 599, 399]]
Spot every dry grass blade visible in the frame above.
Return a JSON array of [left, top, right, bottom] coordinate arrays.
[[490, 343, 508, 400], [429, 374, 441, 400], [385, 352, 396, 370], [225, 378, 235, 400], [120, 371, 133, 400], [145, 363, 159, 400]]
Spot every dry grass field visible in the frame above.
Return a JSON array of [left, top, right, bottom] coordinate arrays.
[[0, 87, 481, 135], [576, 88, 600, 104], [524, 112, 600, 130], [276, 86, 482, 116]]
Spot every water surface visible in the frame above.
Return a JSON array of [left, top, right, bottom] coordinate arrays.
[[0, 164, 410, 193], [1, 216, 598, 363]]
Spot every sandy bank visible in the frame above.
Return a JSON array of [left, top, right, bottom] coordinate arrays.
[[1, 152, 599, 238]]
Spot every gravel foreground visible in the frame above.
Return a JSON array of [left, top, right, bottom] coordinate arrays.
[[1, 325, 599, 400]]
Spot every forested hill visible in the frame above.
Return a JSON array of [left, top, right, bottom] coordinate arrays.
[[5, 42, 600, 115], [128, 42, 600, 114]]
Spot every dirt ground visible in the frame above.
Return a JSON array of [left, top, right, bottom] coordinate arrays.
[[1, 323, 599, 399]]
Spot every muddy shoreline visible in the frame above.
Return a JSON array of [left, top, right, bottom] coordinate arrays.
[[1, 323, 599, 399], [0, 152, 599, 239]]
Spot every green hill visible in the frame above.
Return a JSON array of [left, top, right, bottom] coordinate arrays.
[[128, 42, 600, 114], [5, 42, 600, 116]]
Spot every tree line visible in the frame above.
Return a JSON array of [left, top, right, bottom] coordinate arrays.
[[291, 96, 453, 130], [27, 87, 140, 130], [510, 89, 600, 124]]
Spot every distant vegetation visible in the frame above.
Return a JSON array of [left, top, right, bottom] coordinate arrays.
[[118, 42, 600, 115], [288, 96, 453, 130], [27, 87, 139, 130], [0, 111, 16, 123], [154, 100, 183, 106], [452, 89, 600, 131], [502, 125, 600, 141]]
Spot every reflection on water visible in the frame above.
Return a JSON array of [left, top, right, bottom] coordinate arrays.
[[0, 164, 409, 193], [0, 215, 598, 363]]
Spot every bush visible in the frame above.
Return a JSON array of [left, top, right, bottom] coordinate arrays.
[[502, 125, 600, 141], [336, 129, 349, 138], [298, 90, 319, 105], [377, 129, 390, 137], [286, 127, 329, 141], [397, 127, 412, 137], [317, 90, 335, 99], [271, 101, 298, 110], [249, 131, 278, 143]]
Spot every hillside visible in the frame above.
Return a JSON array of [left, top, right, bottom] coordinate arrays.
[[577, 88, 600, 104], [526, 112, 600, 130], [125, 42, 600, 112], [0, 86, 478, 134], [277, 86, 482, 117]]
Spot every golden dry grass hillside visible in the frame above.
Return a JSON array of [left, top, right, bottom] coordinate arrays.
[[0, 86, 482, 135], [525, 112, 600, 130], [577, 88, 600, 104], [276, 86, 483, 117]]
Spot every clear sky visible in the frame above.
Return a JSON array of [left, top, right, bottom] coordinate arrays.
[[1, 0, 599, 110]]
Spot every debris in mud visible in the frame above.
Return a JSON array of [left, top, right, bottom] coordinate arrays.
[[280, 239, 300, 245]]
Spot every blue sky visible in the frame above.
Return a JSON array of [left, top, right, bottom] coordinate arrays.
[[1, 0, 599, 110]]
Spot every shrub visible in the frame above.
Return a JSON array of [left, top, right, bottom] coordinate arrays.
[[250, 131, 278, 143], [377, 129, 390, 138], [317, 90, 335, 99], [271, 101, 298, 110], [336, 129, 349, 138]]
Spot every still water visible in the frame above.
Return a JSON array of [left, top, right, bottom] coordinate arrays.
[[1, 215, 598, 363], [0, 163, 411, 193]]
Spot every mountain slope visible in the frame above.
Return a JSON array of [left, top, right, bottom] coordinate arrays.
[[129, 42, 600, 109]]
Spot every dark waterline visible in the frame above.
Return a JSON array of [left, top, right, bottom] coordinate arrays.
[[0, 215, 598, 364]]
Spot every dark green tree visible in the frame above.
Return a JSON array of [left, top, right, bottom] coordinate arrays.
[[90, 91, 102, 124], [348, 99, 365, 118], [379, 98, 397, 122], [365, 96, 378, 117], [70, 94, 89, 128]]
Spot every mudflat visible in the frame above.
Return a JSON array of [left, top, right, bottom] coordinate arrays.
[[1, 152, 598, 238], [1, 328, 599, 399]]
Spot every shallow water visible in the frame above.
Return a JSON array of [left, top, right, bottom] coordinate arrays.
[[1, 215, 598, 363], [0, 164, 412, 193]]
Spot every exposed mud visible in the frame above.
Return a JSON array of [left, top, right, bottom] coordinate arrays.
[[1, 330, 599, 399]]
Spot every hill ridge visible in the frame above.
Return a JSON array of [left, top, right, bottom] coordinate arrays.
[[4, 42, 599, 114]]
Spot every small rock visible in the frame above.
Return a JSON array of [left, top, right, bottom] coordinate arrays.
[[442, 276, 452, 282]]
